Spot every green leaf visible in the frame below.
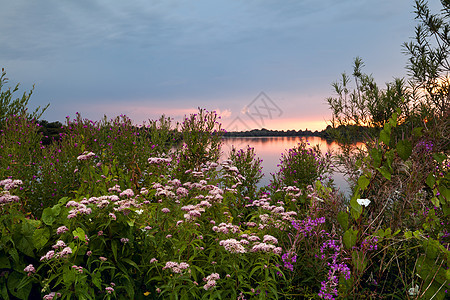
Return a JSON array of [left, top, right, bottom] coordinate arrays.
[[404, 231, 412, 239], [123, 258, 140, 271], [0, 279, 9, 300], [423, 239, 440, 260], [377, 166, 391, 180], [111, 240, 118, 262], [14, 221, 35, 257], [357, 175, 370, 190], [432, 152, 447, 164], [439, 186, 449, 203], [412, 127, 423, 138], [33, 227, 50, 250], [0, 256, 10, 269], [375, 228, 385, 238], [426, 173, 436, 189], [72, 227, 86, 242], [396, 140, 412, 161], [369, 148, 382, 167], [431, 196, 440, 207], [337, 211, 349, 231], [41, 204, 61, 225], [63, 265, 75, 285], [343, 229, 358, 249], [350, 196, 362, 220], [380, 129, 390, 145], [92, 271, 102, 290], [443, 204, 450, 217], [7, 271, 31, 300]]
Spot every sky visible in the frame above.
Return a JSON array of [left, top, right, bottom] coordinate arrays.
[[0, 0, 440, 131]]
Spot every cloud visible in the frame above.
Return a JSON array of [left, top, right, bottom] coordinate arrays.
[[215, 109, 232, 119]]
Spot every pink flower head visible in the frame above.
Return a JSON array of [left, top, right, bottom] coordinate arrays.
[[56, 226, 69, 235], [24, 264, 35, 276]]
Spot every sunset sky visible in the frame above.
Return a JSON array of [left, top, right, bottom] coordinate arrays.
[[0, 1, 441, 131]]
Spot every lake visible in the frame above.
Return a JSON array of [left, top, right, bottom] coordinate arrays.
[[221, 136, 352, 196]]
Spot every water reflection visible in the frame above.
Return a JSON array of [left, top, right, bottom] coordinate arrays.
[[221, 136, 352, 195]]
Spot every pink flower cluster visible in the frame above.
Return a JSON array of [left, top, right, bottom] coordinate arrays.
[[262, 235, 278, 244], [67, 202, 92, 219], [72, 265, 83, 273], [212, 222, 240, 234], [119, 189, 134, 198], [148, 157, 172, 164], [76, 151, 95, 161], [24, 264, 35, 276], [219, 239, 247, 253], [0, 179, 23, 190], [108, 184, 122, 193], [43, 292, 61, 300], [0, 190, 19, 205], [203, 273, 220, 290], [181, 203, 209, 220], [40, 246, 72, 261], [56, 226, 69, 235], [251, 242, 282, 254], [162, 261, 190, 274], [52, 240, 66, 249]]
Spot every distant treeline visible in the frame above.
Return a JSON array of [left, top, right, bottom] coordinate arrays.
[[223, 125, 371, 142], [37, 120, 370, 146]]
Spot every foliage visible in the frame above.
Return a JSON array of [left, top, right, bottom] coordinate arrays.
[[0, 68, 48, 126], [270, 140, 332, 193], [176, 108, 225, 180], [403, 0, 450, 119], [0, 2, 449, 297]]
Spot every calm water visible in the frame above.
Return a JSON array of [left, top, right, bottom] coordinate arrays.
[[221, 136, 352, 195]]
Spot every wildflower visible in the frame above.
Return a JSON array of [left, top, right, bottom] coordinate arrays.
[[219, 239, 247, 253], [263, 235, 278, 244], [105, 287, 114, 294], [162, 261, 190, 273], [408, 284, 420, 296], [59, 247, 72, 258], [356, 198, 371, 207], [99, 257, 107, 262], [52, 240, 66, 249], [24, 264, 35, 276], [72, 265, 83, 273], [108, 185, 121, 193], [40, 250, 55, 261], [77, 151, 95, 160], [56, 226, 69, 235], [204, 273, 220, 290], [150, 258, 158, 263], [120, 238, 129, 244], [161, 208, 170, 213], [119, 189, 134, 198], [43, 292, 56, 300]]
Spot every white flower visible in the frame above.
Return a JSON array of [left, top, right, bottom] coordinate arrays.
[[357, 198, 371, 207], [408, 284, 419, 296]]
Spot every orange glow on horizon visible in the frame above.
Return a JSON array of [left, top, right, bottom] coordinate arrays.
[[222, 117, 330, 132], [65, 101, 330, 132]]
